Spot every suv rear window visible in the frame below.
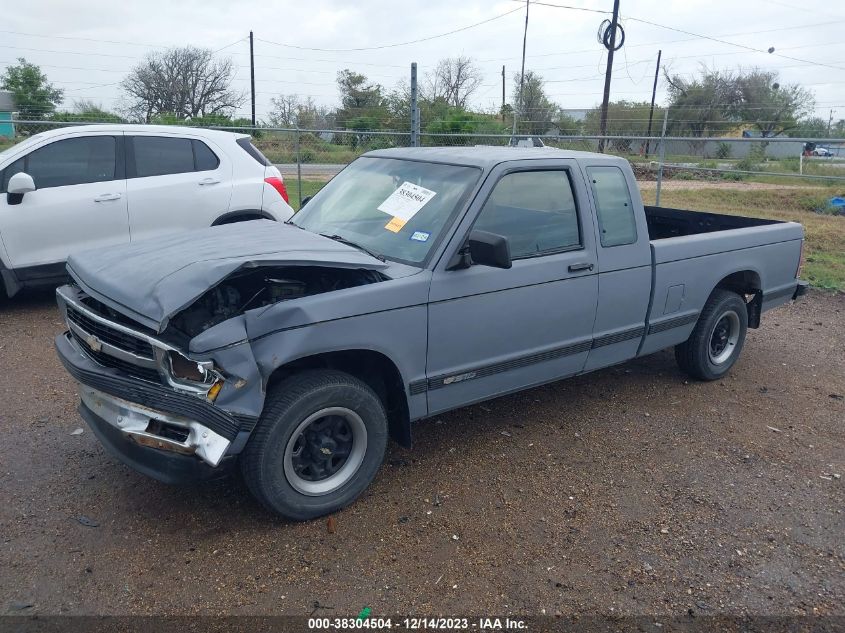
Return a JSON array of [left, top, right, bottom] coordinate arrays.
[[236, 137, 271, 166]]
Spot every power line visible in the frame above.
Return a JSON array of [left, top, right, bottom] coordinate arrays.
[[0, 29, 170, 49], [255, 7, 523, 52]]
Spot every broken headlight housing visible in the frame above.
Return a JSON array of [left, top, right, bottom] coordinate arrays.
[[168, 351, 216, 384]]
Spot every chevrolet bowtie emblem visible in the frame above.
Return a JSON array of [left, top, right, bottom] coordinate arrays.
[[85, 334, 103, 353]]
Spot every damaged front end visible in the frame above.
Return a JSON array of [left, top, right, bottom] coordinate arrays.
[[55, 284, 260, 480], [168, 265, 387, 338], [54, 261, 391, 482]]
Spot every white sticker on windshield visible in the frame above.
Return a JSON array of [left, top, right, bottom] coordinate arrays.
[[377, 181, 437, 222]]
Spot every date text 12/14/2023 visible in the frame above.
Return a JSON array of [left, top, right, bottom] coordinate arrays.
[[307, 617, 528, 630]]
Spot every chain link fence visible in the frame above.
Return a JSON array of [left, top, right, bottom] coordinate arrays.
[[4, 119, 845, 209]]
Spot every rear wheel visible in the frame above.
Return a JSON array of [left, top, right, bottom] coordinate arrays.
[[675, 289, 748, 381], [240, 370, 387, 520]]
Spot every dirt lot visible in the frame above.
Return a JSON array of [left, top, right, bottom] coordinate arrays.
[[0, 289, 843, 618]]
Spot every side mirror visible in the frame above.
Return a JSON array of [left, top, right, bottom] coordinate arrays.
[[300, 195, 313, 207], [7, 172, 35, 205], [8, 172, 35, 195], [469, 230, 511, 269], [448, 229, 512, 270]]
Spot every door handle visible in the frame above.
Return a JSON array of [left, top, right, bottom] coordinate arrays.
[[94, 193, 122, 202], [198, 177, 220, 186], [568, 262, 594, 272]]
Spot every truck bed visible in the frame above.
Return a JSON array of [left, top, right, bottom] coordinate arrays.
[[644, 206, 780, 240]]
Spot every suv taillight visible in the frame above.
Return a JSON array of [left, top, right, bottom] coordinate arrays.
[[264, 177, 289, 203]]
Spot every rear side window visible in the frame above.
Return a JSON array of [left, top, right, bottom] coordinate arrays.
[[474, 170, 581, 259], [193, 140, 220, 171], [587, 166, 637, 247], [132, 136, 194, 177], [236, 137, 271, 166], [19, 136, 116, 190]]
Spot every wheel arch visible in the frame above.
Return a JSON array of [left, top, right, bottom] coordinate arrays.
[[0, 257, 21, 298], [265, 348, 411, 448], [713, 269, 763, 328], [211, 209, 274, 226]]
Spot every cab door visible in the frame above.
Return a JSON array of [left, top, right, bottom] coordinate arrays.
[[581, 162, 652, 371], [0, 132, 128, 270], [425, 160, 599, 415]]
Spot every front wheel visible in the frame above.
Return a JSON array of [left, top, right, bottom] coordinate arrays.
[[240, 370, 388, 520], [675, 289, 748, 381]]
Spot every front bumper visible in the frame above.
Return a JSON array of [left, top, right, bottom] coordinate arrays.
[[79, 399, 233, 484], [56, 331, 254, 479]]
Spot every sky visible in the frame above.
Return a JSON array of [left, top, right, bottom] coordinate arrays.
[[2, 0, 844, 127]]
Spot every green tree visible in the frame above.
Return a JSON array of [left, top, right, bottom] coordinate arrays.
[[664, 67, 740, 152], [512, 71, 558, 135], [50, 100, 123, 123], [1, 58, 64, 119], [425, 108, 507, 145], [336, 69, 387, 129], [788, 117, 829, 138], [584, 101, 662, 152], [733, 70, 813, 137], [555, 112, 582, 136]]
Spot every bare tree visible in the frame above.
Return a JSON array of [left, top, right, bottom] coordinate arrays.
[[425, 57, 483, 109], [121, 47, 244, 122], [268, 94, 303, 127], [268, 94, 331, 128]]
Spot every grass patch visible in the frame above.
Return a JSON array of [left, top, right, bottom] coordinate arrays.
[[645, 186, 845, 291], [287, 179, 327, 212]]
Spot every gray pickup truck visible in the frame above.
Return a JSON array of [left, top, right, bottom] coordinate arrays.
[[55, 147, 807, 520]]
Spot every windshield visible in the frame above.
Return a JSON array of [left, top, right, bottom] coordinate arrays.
[[292, 156, 481, 265]]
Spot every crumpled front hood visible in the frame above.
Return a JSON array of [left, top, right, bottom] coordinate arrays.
[[66, 220, 389, 333]]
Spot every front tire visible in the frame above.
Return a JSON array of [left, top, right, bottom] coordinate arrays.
[[240, 370, 388, 520], [675, 289, 748, 381]]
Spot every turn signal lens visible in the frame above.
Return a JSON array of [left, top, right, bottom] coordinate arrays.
[[207, 381, 223, 402]]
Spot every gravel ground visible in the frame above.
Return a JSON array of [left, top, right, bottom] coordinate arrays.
[[0, 290, 843, 618]]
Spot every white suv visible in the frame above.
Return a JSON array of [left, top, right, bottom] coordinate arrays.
[[0, 124, 294, 298]]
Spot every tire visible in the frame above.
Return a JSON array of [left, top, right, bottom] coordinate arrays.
[[675, 289, 748, 381], [240, 369, 388, 520]]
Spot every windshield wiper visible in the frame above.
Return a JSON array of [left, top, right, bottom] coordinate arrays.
[[319, 233, 386, 262]]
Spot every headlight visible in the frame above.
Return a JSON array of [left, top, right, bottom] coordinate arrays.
[[168, 351, 216, 384]]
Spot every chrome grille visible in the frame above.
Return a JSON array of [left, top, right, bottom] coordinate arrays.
[[69, 329, 162, 383], [66, 305, 155, 359]]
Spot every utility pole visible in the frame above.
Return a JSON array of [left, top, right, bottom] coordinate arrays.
[[644, 49, 662, 158], [598, 0, 621, 153], [828, 108, 835, 136], [410, 63, 419, 147], [502, 65, 506, 122], [512, 0, 530, 137], [249, 31, 256, 127]]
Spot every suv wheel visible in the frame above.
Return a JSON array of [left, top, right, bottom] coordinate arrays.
[[675, 289, 748, 381], [240, 370, 388, 520]]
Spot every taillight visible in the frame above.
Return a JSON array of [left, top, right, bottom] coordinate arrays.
[[796, 240, 804, 278], [264, 176, 289, 203]]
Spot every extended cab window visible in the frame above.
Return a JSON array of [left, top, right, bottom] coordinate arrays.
[[474, 170, 581, 259], [587, 166, 637, 247], [8, 136, 116, 190]]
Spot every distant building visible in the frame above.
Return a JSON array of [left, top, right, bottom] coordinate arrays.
[[0, 91, 14, 138]]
